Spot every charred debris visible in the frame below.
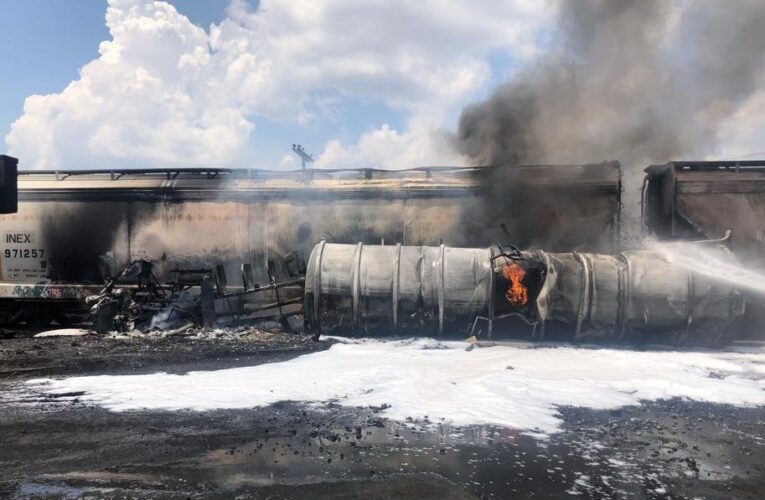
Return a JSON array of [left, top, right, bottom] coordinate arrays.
[[87, 253, 306, 335]]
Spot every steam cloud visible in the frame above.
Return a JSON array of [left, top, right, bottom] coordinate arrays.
[[455, 0, 765, 172]]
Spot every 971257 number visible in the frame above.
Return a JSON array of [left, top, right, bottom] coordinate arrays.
[[4, 248, 45, 259]]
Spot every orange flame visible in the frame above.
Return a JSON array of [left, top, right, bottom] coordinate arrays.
[[503, 262, 528, 306]]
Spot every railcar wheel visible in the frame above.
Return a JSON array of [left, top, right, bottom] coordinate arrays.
[[24, 304, 53, 329], [93, 302, 120, 334]]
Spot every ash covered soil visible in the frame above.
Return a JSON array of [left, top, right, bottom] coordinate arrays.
[[0, 328, 322, 377], [1, 332, 765, 499]]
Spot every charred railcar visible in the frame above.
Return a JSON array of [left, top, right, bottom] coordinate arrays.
[[0, 162, 621, 327], [643, 161, 765, 264], [643, 161, 765, 339]]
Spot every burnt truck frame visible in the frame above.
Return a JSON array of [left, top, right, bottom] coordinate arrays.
[[0, 163, 622, 329]]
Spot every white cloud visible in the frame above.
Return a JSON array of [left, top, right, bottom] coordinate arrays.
[[315, 117, 468, 170], [5, 0, 552, 169]]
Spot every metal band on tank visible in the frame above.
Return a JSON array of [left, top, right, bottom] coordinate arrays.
[[685, 271, 695, 336], [612, 253, 624, 339], [573, 252, 591, 338], [586, 254, 595, 330], [312, 240, 326, 331], [617, 252, 630, 338], [487, 246, 496, 339], [536, 250, 552, 328], [392, 243, 401, 332], [438, 244, 445, 336], [351, 242, 363, 328]]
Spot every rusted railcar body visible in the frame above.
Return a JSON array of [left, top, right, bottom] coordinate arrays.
[[0, 163, 621, 324], [643, 161, 765, 262], [643, 161, 765, 338]]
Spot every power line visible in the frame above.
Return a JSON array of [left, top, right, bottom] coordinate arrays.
[[728, 151, 765, 160]]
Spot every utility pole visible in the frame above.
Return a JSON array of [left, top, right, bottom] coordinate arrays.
[[291, 144, 314, 170]]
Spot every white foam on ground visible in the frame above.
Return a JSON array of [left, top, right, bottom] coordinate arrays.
[[33, 328, 92, 338], [27, 338, 765, 434]]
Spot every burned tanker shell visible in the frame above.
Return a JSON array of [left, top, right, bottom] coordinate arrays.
[[305, 242, 745, 344], [542, 249, 745, 343], [303, 242, 492, 335]]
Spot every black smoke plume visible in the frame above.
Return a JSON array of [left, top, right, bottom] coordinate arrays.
[[456, 0, 765, 172]]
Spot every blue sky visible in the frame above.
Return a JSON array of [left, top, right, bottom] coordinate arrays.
[[0, 0, 548, 169], [0, 1, 104, 142]]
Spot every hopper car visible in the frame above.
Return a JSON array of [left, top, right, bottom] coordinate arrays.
[[0, 163, 622, 329]]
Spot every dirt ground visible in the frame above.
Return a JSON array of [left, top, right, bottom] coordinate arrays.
[[1, 332, 764, 499], [0, 329, 321, 377]]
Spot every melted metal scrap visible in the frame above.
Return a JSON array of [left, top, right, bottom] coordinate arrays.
[[86, 260, 206, 333], [87, 256, 306, 334]]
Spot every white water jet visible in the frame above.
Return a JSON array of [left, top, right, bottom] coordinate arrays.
[[649, 241, 765, 296]]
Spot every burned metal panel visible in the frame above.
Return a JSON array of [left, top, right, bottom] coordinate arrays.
[[0, 201, 131, 284], [265, 198, 409, 249], [130, 201, 259, 282], [674, 194, 765, 265], [545, 253, 582, 325], [644, 161, 765, 260], [623, 251, 690, 330], [583, 254, 622, 338], [16, 162, 621, 248], [401, 198, 464, 246]]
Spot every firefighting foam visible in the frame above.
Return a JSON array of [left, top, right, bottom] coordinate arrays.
[[26, 338, 765, 435]]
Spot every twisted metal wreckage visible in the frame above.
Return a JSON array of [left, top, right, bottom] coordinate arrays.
[[87, 234, 745, 346], [87, 254, 305, 334]]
